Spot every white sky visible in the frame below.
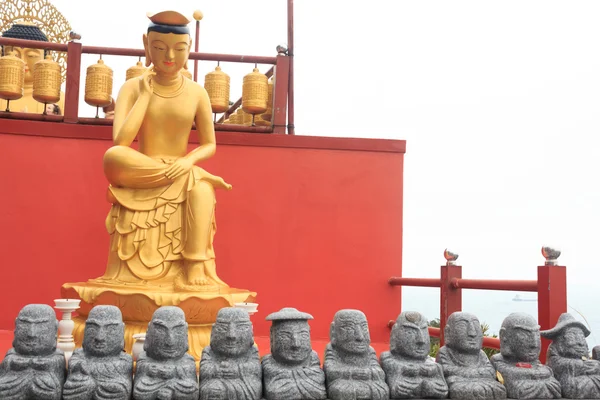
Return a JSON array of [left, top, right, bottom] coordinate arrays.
[[47, 0, 600, 336]]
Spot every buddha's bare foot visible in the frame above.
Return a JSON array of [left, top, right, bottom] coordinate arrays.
[[204, 259, 229, 287], [187, 261, 210, 285]]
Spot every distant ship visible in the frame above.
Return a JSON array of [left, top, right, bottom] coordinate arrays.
[[513, 294, 537, 302]]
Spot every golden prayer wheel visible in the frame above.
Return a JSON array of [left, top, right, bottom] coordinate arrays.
[[85, 58, 113, 108], [242, 67, 268, 115], [228, 112, 238, 125], [181, 68, 193, 80], [126, 60, 146, 81], [33, 55, 61, 104], [261, 77, 275, 122], [204, 65, 230, 113], [0, 51, 25, 101]]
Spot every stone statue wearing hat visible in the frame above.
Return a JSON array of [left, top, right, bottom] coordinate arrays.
[[262, 307, 327, 400], [62, 305, 132, 400], [541, 312, 600, 399], [491, 312, 561, 399], [437, 312, 507, 399], [323, 309, 389, 400], [199, 307, 262, 400], [381, 311, 448, 399]]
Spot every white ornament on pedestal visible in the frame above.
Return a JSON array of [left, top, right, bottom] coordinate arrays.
[[132, 333, 146, 361], [53, 298, 81, 366], [234, 302, 259, 316]]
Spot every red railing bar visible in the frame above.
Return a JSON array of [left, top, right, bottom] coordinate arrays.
[[0, 111, 63, 122], [216, 124, 272, 134], [388, 277, 442, 287], [0, 37, 67, 52], [451, 278, 538, 292], [81, 46, 144, 57]]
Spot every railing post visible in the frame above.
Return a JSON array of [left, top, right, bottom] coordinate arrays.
[[64, 40, 82, 124], [440, 249, 462, 346], [538, 246, 567, 363], [272, 52, 290, 134]]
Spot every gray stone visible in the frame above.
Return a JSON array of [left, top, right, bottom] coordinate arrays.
[[133, 306, 198, 400], [593, 345, 600, 361], [541, 312, 600, 398], [262, 307, 327, 400], [490, 312, 561, 399], [199, 307, 262, 400], [0, 304, 65, 400], [381, 311, 448, 399], [437, 312, 506, 399], [323, 309, 389, 400], [63, 305, 132, 400]]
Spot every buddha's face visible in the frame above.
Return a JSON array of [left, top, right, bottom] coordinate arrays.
[[331, 311, 371, 355], [271, 321, 312, 365], [13, 306, 57, 356], [143, 31, 190, 76], [211, 316, 254, 357], [554, 327, 589, 359], [5, 46, 44, 83], [83, 319, 124, 357], [446, 313, 482, 354], [506, 326, 541, 362], [391, 313, 430, 360], [145, 309, 188, 360]]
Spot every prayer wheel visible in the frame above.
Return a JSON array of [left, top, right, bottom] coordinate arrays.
[[0, 51, 25, 101], [33, 55, 61, 104], [204, 65, 230, 113], [242, 67, 268, 115], [126, 60, 146, 81], [181, 68, 193, 80], [261, 76, 275, 122], [228, 112, 238, 125], [85, 58, 113, 107]]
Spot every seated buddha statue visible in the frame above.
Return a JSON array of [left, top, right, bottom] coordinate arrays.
[[437, 312, 507, 399], [0, 23, 65, 114], [98, 10, 232, 288], [323, 309, 389, 400], [491, 312, 561, 399]]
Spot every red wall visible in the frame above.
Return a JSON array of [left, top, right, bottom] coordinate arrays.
[[0, 120, 405, 344]]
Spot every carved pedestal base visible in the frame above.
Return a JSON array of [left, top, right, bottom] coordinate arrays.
[[61, 280, 257, 361]]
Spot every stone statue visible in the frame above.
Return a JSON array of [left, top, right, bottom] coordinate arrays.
[[63, 305, 132, 400], [593, 346, 600, 361], [323, 309, 389, 400], [0, 304, 65, 400], [381, 311, 448, 399], [491, 312, 561, 399], [133, 306, 199, 400], [262, 307, 327, 400], [541, 312, 600, 399], [199, 307, 262, 400], [99, 10, 231, 289], [437, 312, 506, 399]]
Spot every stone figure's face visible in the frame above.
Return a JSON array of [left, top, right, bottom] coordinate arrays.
[[555, 327, 589, 359], [447, 313, 482, 354], [5, 46, 44, 83], [391, 314, 430, 360], [144, 31, 190, 76], [211, 317, 254, 357], [507, 327, 541, 362], [271, 320, 312, 365], [13, 306, 57, 356], [331, 311, 371, 355], [145, 309, 188, 360], [83, 319, 124, 357]]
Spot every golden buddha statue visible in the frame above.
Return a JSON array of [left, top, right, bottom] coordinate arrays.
[[0, 23, 65, 113], [61, 10, 256, 361]]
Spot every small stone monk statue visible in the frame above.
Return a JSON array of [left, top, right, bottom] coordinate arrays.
[[262, 307, 327, 400], [541, 312, 600, 399], [491, 312, 561, 399], [133, 306, 199, 400], [323, 309, 389, 400], [0, 304, 65, 400], [381, 311, 448, 399], [199, 307, 262, 400], [437, 312, 506, 399], [63, 305, 132, 400]]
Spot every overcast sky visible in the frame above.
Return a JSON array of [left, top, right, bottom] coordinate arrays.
[[47, 0, 600, 335]]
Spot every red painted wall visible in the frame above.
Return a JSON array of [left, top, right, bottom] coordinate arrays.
[[0, 121, 404, 343]]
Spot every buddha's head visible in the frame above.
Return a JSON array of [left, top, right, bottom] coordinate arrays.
[[390, 311, 430, 360], [2, 23, 48, 84], [144, 306, 188, 360], [444, 312, 482, 355], [13, 304, 57, 356], [541, 313, 590, 360], [210, 308, 254, 357], [330, 309, 371, 356], [267, 307, 313, 366], [499, 312, 541, 362], [143, 11, 192, 77], [83, 305, 125, 357]]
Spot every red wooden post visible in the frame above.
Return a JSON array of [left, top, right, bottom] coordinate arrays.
[[537, 247, 567, 363], [272, 54, 290, 134], [439, 250, 462, 346], [64, 41, 82, 124]]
